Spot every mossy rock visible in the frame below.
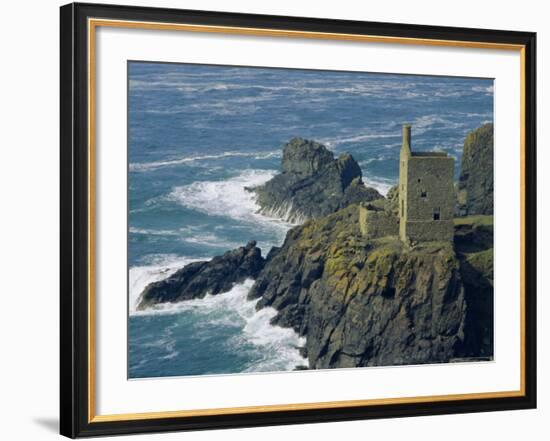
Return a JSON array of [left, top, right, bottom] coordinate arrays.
[[249, 201, 480, 369]]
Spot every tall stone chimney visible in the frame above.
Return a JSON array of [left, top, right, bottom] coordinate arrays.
[[402, 124, 411, 153]]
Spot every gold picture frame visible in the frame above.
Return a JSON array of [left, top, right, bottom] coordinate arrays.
[[60, 2, 536, 437]]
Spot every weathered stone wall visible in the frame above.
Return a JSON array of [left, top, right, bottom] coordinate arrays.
[[359, 204, 399, 238], [405, 219, 454, 243], [406, 156, 455, 220], [358, 204, 369, 236], [402, 155, 455, 242]]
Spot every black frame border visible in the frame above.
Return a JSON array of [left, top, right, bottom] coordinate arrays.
[[60, 2, 537, 438]]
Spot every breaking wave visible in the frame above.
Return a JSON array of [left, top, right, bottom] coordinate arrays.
[[130, 151, 281, 172], [168, 169, 296, 236], [363, 176, 396, 196], [129, 227, 243, 250], [129, 254, 206, 312], [131, 279, 308, 372]]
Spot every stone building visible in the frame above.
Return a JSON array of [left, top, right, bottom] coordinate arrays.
[[398, 124, 455, 243], [358, 202, 399, 238]]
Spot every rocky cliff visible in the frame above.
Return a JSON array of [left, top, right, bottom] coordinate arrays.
[[249, 138, 382, 222], [136, 130, 494, 369], [137, 241, 264, 310], [137, 206, 493, 367], [454, 215, 494, 358], [457, 123, 494, 215], [248, 205, 477, 368]]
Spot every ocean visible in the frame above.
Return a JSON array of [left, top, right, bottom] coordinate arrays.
[[128, 61, 493, 379]]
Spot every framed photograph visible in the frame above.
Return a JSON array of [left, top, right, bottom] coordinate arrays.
[[60, 2, 537, 438]]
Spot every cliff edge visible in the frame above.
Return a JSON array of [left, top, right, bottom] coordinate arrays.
[[248, 205, 483, 368], [457, 123, 494, 215]]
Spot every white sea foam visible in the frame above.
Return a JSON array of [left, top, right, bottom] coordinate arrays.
[[133, 279, 308, 371], [464, 112, 493, 118], [184, 101, 261, 116], [363, 176, 395, 196], [129, 254, 206, 312], [148, 93, 276, 114], [132, 76, 412, 99], [134, 321, 181, 361], [130, 226, 243, 249], [472, 85, 494, 95], [130, 80, 241, 93], [412, 114, 466, 133], [130, 150, 280, 172], [320, 132, 398, 148], [129, 227, 179, 236], [130, 170, 296, 315], [182, 232, 243, 249], [168, 169, 296, 233], [257, 201, 307, 225]]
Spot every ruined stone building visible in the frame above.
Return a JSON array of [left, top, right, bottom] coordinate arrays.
[[359, 124, 455, 243], [398, 124, 455, 243]]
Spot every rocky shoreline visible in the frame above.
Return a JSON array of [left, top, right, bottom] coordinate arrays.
[[138, 240, 265, 309], [137, 125, 494, 369]]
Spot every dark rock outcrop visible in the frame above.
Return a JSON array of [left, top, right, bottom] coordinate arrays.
[[249, 138, 382, 222], [137, 241, 264, 309], [281, 138, 334, 176], [454, 216, 494, 358], [457, 123, 494, 215], [249, 205, 470, 368]]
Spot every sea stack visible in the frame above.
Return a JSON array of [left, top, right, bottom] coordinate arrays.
[[249, 137, 382, 222]]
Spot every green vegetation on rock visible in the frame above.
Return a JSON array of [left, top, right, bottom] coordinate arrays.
[[458, 123, 494, 216], [249, 204, 474, 368], [453, 215, 494, 358], [137, 125, 494, 369]]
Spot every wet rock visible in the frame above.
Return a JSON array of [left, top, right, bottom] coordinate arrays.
[[137, 241, 265, 309]]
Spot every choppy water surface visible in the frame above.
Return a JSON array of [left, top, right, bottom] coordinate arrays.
[[128, 62, 493, 378]]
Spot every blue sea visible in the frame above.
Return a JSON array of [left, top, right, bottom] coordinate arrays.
[[128, 61, 493, 379]]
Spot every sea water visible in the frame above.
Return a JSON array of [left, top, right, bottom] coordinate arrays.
[[128, 62, 493, 378]]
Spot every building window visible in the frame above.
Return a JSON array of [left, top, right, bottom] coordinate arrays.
[[421, 190, 427, 198], [417, 178, 421, 183], [433, 207, 440, 221], [401, 200, 404, 217]]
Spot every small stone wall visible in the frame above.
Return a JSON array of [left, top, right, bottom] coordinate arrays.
[[359, 204, 399, 238]]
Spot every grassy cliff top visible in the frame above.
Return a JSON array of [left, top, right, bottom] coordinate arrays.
[[454, 215, 494, 227]]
